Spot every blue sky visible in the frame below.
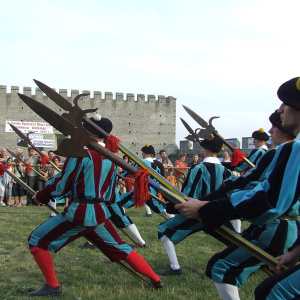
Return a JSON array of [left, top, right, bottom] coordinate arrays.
[[1, 0, 300, 146]]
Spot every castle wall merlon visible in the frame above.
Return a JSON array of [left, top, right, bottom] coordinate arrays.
[[116, 93, 124, 101], [158, 95, 166, 103], [23, 86, 32, 97], [126, 93, 135, 101], [147, 95, 156, 103], [59, 89, 68, 99], [94, 91, 102, 100], [136, 94, 145, 102], [35, 88, 44, 101], [0, 85, 7, 99], [71, 90, 79, 98], [11, 86, 20, 98], [82, 90, 91, 97], [166, 96, 176, 103], [105, 92, 113, 100], [1, 85, 177, 105]]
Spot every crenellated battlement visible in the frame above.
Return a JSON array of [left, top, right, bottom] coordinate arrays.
[[0, 85, 176, 104], [0, 84, 177, 156]]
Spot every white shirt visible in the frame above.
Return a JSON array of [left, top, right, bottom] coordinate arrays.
[[203, 157, 221, 164], [144, 157, 154, 162], [259, 145, 269, 151]]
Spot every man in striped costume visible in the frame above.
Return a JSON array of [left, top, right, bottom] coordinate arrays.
[[107, 187, 149, 247], [78, 186, 149, 249], [175, 77, 300, 300], [253, 77, 300, 300], [27, 115, 163, 297], [204, 110, 295, 236], [203, 110, 295, 203], [157, 136, 232, 276], [233, 128, 269, 175], [120, 144, 174, 219]]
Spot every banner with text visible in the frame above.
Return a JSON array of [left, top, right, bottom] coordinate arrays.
[[5, 121, 53, 134], [17, 138, 54, 148]]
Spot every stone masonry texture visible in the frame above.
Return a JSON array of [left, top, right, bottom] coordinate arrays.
[[0, 84, 177, 157]]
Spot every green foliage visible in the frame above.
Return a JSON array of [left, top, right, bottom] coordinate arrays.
[[0, 206, 267, 299]]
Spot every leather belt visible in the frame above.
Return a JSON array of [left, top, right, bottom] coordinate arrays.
[[278, 215, 298, 221], [71, 198, 101, 204]]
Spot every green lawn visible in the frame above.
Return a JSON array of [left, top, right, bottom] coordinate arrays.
[[0, 205, 267, 300]]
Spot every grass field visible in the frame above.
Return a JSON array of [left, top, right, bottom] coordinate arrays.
[[0, 205, 268, 300]]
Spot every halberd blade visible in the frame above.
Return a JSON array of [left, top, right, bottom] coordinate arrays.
[[17, 93, 90, 157], [185, 134, 197, 142], [9, 123, 27, 140], [34, 79, 73, 111], [7, 149, 21, 163], [180, 118, 202, 143], [34, 79, 98, 128], [9, 123, 32, 147], [180, 118, 194, 135], [18, 93, 75, 136], [182, 105, 208, 128]]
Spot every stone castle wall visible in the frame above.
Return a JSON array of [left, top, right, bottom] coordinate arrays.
[[0, 84, 177, 156]]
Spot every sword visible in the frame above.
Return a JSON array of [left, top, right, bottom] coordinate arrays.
[[17, 90, 285, 271], [182, 105, 255, 168], [9, 124, 61, 172]]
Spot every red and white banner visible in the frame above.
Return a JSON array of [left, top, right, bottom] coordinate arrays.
[[5, 121, 53, 134]]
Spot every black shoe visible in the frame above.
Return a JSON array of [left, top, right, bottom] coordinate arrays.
[[28, 284, 62, 297], [144, 213, 152, 217], [142, 242, 149, 248], [78, 242, 95, 250], [151, 280, 164, 290], [157, 266, 182, 276]]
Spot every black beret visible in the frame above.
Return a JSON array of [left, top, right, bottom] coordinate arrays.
[[252, 129, 269, 141], [269, 110, 295, 137], [83, 114, 112, 138], [200, 136, 223, 153], [277, 77, 300, 110], [141, 144, 155, 155]]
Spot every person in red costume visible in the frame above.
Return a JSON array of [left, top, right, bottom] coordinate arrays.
[[27, 114, 164, 297]]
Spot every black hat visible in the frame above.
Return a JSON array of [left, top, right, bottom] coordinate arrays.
[[200, 136, 223, 153], [269, 110, 295, 137], [141, 143, 155, 155], [252, 129, 269, 141], [277, 77, 300, 110], [83, 114, 112, 138]]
